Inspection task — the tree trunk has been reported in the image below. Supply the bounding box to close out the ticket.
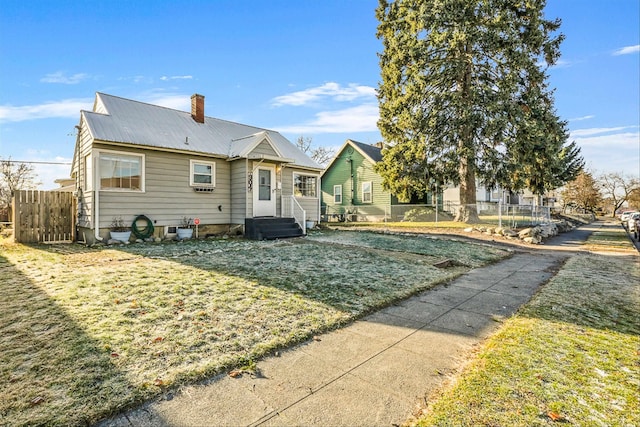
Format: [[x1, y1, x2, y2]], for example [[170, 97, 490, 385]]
[[454, 44, 479, 224], [455, 152, 479, 223]]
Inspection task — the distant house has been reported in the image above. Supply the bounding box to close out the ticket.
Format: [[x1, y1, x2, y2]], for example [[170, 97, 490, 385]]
[[71, 93, 322, 243], [320, 139, 436, 222]]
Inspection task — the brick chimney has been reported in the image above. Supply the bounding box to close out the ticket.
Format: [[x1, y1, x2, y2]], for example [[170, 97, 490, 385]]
[[191, 94, 205, 123]]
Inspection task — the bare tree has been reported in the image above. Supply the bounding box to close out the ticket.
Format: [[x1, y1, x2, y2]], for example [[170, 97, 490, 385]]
[[0, 158, 41, 219], [295, 136, 334, 166], [598, 172, 640, 217]]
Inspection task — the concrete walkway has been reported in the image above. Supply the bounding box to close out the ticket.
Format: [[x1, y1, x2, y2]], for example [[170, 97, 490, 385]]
[[99, 229, 591, 427]]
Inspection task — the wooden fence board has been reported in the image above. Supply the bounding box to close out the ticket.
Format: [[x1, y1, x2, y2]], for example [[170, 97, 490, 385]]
[[12, 190, 75, 243]]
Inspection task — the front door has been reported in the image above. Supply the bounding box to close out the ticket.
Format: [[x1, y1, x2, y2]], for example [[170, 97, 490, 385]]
[[253, 164, 276, 217]]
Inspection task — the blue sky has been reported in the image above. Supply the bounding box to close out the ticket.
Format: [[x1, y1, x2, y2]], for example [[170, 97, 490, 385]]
[[0, 0, 638, 189]]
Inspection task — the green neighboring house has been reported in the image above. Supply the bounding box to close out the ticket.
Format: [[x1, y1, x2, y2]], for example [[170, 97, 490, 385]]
[[321, 139, 437, 222]]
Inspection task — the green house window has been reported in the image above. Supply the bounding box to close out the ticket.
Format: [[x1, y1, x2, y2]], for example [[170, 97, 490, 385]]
[[333, 185, 342, 204], [362, 181, 372, 203]]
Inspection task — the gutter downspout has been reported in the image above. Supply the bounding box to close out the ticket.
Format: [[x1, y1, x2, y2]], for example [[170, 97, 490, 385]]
[[93, 152, 103, 242]]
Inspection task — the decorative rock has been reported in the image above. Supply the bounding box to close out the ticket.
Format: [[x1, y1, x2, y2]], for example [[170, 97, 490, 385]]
[[464, 227, 474, 233], [537, 223, 558, 238], [518, 228, 533, 238], [503, 229, 518, 238]]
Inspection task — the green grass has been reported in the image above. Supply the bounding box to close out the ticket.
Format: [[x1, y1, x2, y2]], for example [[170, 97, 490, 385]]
[[583, 222, 637, 253], [0, 233, 509, 426], [412, 242, 640, 425]]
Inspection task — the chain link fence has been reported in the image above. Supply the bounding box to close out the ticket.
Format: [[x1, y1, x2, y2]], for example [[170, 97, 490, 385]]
[[322, 202, 551, 228]]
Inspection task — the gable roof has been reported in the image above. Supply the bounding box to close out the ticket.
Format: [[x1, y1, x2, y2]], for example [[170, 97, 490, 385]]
[[81, 93, 320, 169], [349, 140, 383, 163], [322, 139, 383, 176]]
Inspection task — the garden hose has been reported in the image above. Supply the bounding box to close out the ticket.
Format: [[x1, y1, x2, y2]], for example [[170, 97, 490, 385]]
[[132, 215, 154, 239]]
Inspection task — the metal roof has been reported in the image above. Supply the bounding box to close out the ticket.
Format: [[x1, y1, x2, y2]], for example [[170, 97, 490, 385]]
[[82, 93, 321, 169]]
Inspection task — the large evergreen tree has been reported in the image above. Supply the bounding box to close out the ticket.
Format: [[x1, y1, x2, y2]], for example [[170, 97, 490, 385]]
[[375, 0, 583, 222]]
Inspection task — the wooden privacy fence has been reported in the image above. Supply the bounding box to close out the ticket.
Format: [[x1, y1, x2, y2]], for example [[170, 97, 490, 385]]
[[12, 190, 76, 243]]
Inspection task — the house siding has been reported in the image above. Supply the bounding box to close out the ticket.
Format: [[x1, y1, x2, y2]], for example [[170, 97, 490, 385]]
[[75, 118, 94, 228], [282, 167, 320, 222], [251, 140, 279, 158], [93, 144, 231, 232], [321, 145, 390, 219], [230, 159, 248, 224]]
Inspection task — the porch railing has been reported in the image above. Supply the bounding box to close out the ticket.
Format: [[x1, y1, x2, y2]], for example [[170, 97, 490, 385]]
[[281, 195, 306, 234]]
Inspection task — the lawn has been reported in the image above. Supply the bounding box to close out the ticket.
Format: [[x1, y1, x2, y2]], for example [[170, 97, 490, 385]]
[[0, 231, 509, 426], [412, 225, 640, 426]]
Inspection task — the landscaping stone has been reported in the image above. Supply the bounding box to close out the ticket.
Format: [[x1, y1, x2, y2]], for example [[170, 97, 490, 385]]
[[502, 229, 518, 238], [518, 228, 533, 239]]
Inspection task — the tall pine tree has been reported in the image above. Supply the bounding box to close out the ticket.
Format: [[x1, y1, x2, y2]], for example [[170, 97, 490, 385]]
[[375, 0, 583, 222]]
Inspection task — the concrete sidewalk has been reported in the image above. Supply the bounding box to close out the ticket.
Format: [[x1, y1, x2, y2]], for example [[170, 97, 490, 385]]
[[100, 248, 569, 427]]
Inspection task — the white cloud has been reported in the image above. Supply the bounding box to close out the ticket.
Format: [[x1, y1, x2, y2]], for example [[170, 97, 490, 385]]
[[569, 126, 636, 138], [0, 98, 93, 123], [138, 92, 192, 111], [276, 103, 379, 134], [272, 82, 376, 107], [613, 45, 640, 56], [160, 75, 193, 81], [572, 131, 639, 148], [570, 126, 640, 175], [568, 115, 594, 122], [40, 71, 90, 84], [32, 157, 74, 190]]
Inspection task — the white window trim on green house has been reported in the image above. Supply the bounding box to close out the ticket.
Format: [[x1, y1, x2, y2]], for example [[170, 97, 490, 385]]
[[333, 184, 342, 204], [293, 172, 319, 198], [97, 149, 145, 192], [190, 159, 216, 187], [362, 181, 372, 203]]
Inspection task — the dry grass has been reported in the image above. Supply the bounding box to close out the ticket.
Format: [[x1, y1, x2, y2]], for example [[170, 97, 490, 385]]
[[412, 228, 640, 426], [0, 232, 508, 426]]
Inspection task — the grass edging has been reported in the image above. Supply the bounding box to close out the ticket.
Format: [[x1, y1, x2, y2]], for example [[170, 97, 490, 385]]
[[411, 251, 640, 426]]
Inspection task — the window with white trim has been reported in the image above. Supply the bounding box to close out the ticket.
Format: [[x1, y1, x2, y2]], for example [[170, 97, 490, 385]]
[[293, 173, 317, 197], [190, 160, 216, 187], [99, 151, 143, 191], [333, 184, 342, 204], [362, 181, 372, 203]]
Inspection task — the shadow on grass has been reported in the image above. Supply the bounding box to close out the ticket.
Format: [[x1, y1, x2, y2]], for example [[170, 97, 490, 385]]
[[6, 235, 507, 426], [0, 251, 136, 426]]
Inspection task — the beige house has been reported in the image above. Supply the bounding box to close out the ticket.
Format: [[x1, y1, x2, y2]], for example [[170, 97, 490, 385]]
[[71, 93, 322, 243]]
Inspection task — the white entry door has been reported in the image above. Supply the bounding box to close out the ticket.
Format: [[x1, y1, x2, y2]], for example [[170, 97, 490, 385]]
[[253, 164, 276, 217]]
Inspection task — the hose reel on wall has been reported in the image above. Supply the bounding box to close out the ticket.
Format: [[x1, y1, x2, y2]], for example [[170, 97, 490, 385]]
[[132, 215, 154, 239]]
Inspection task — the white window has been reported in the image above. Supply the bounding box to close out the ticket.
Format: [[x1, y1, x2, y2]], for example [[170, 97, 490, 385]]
[[333, 185, 342, 204], [84, 154, 92, 191], [99, 151, 144, 191], [190, 160, 216, 187], [362, 181, 372, 203], [293, 173, 318, 197]]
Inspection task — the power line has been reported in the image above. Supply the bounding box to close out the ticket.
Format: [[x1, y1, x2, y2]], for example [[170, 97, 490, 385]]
[[0, 159, 72, 165]]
